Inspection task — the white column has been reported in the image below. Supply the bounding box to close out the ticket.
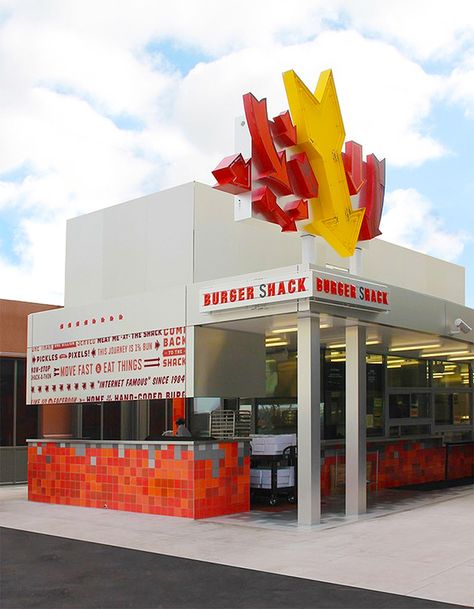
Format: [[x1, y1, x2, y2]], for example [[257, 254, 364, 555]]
[[349, 246, 363, 275], [300, 233, 317, 265], [345, 324, 367, 516], [297, 310, 321, 525]]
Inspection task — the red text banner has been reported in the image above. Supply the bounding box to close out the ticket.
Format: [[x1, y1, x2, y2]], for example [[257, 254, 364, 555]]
[[28, 326, 186, 404]]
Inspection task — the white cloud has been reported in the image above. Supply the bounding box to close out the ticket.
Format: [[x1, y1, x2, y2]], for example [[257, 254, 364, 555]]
[[0, 1, 472, 303], [339, 0, 474, 62], [380, 188, 469, 261], [0, 215, 66, 304]]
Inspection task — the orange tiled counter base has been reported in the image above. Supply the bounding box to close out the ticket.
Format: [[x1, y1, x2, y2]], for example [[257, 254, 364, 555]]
[[320, 439, 473, 496], [27, 440, 250, 519]]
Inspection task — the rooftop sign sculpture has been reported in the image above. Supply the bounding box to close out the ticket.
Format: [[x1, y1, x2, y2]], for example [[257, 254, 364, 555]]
[[212, 69, 385, 257]]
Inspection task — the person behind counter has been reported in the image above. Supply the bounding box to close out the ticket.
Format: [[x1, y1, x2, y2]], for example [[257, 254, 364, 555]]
[[176, 417, 191, 437]]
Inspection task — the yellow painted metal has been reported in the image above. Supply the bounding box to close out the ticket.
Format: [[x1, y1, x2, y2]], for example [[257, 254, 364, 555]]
[[283, 69, 365, 257]]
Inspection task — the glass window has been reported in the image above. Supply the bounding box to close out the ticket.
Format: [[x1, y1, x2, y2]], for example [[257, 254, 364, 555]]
[[453, 393, 471, 425], [0, 358, 15, 446], [366, 354, 384, 436], [435, 393, 472, 425], [16, 359, 38, 444], [81, 404, 101, 439], [323, 351, 345, 439], [432, 361, 469, 387], [103, 402, 121, 439], [256, 399, 297, 435], [387, 356, 428, 387], [389, 393, 430, 418], [434, 394, 451, 425], [389, 424, 431, 437], [265, 355, 297, 397]]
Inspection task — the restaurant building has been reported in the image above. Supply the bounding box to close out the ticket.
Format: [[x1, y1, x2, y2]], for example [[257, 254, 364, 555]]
[[26, 181, 474, 524]]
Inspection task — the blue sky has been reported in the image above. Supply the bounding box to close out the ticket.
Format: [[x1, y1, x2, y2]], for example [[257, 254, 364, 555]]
[[0, 0, 473, 305]]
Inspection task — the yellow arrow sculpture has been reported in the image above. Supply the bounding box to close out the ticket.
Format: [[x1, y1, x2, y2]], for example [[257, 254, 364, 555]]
[[283, 69, 365, 257]]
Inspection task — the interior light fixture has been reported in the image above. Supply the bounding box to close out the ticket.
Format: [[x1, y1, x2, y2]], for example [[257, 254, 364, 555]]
[[329, 357, 346, 362], [387, 364, 402, 369], [421, 350, 470, 358], [448, 355, 474, 361], [326, 339, 379, 349], [271, 327, 297, 334], [272, 323, 331, 333], [390, 343, 441, 352], [265, 336, 286, 342], [265, 340, 288, 347]]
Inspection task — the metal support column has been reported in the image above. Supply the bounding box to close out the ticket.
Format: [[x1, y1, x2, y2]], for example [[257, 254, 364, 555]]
[[297, 309, 321, 525], [345, 324, 367, 516]]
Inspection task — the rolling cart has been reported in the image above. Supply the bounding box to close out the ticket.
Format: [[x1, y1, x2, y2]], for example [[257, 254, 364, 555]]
[[249, 435, 297, 506]]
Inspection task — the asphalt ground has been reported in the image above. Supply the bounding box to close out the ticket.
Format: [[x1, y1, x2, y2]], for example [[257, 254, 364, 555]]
[[1, 527, 470, 609]]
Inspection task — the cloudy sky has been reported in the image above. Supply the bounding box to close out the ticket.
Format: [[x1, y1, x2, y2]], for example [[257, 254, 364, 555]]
[[1, 0, 473, 306]]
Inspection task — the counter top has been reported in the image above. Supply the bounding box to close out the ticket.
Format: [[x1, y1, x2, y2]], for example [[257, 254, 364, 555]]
[[27, 438, 249, 445]]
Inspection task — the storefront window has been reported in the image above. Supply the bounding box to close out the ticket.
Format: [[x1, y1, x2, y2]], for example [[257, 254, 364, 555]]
[[0, 358, 15, 446], [387, 357, 428, 387], [366, 354, 384, 436], [453, 393, 471, 424], [15, 359, 38, 445], [389, 424, 431, 437], [432, 361, 469, 387], [81, 404, 101, 439], [102, 402, 121, 439], [389, 393, 431, 419], [323, 351, 345, 439], [435, 393, 471, 425], [265, 354, 297, 397], [256, 399, 297, 434]]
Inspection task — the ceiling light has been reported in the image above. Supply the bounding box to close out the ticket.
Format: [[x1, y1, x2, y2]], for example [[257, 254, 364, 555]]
[[327, 339, 380, 349], [265, 340, 288, 347], [329, 357, 346, 362], [390, 343, 441, 352], [271, 327, 297, 334], [448, 355, 474, 361], [421, 350, 469, 358]]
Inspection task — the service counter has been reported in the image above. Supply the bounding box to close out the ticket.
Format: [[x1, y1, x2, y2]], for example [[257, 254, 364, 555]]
[[27, 438, 250, 519]]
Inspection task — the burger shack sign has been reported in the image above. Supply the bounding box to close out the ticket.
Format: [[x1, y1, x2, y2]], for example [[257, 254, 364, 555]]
[[199, 270, 390, 313]]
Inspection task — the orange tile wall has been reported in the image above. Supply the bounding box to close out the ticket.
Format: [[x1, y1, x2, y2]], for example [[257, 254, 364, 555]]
[[321, 439, 473, 495], [28, 440, 250, 519]]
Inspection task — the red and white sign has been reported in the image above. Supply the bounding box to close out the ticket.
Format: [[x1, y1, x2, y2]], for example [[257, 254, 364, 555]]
[[28, 325, 186, 404], [200, 271, 312, 312], [313, 271, 390, 311], [200, 269, 390, 313]]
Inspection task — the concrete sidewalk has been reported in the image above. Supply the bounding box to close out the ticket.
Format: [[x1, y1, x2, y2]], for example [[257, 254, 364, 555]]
[[1, 484, 473, 607]]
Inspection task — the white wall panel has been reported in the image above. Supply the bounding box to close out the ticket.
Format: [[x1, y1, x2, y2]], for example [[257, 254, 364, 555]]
[[65, 184, 195, 306]]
